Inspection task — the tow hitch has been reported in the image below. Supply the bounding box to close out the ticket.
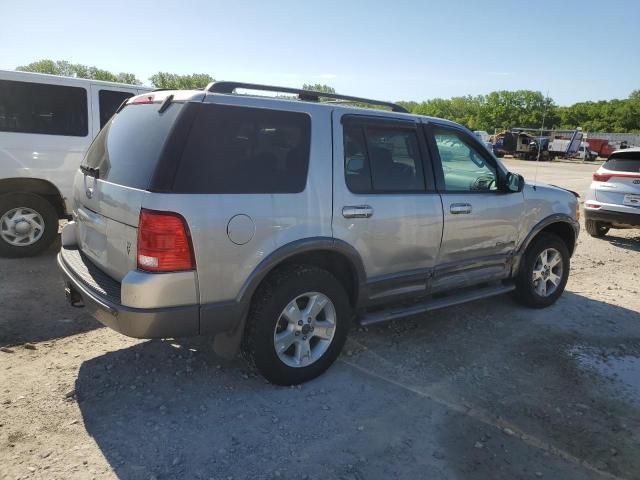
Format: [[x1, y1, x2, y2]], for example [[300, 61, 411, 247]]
[[65, 284, 84, 308]]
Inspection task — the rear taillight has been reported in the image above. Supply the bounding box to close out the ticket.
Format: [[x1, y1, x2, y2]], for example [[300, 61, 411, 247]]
[[593, 172, 640, 182], [137, 209, 195, 272], [585, 201, 602, 209], [592, 173, 611, 182]]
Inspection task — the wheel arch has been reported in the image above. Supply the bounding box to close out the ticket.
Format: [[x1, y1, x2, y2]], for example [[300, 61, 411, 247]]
[[0, 177, 67, 219], [208, 238, 367, 358], [512, 214, 579, 276], [239, 237, 367, 309]]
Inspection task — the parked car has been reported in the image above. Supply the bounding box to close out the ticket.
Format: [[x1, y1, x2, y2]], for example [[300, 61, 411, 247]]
[[0, 70, 150, 257], [584, 148, 640, 237], [58, 82, 580, 385]]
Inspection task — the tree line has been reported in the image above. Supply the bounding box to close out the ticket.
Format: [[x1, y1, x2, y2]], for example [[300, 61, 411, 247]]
[[16, 60, 640, 133], [397, 90, 640, 134]]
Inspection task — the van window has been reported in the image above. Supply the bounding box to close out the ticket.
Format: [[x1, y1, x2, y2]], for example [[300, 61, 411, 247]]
[[99, 90, 134, 128], [83, 103, 184, 190], [344, 124, 426, 193], [173, 104, 311, 193], [0, 79, 88, 136]]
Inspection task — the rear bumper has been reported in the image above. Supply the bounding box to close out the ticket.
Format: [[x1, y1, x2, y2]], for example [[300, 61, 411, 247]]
[[58, 250, 200, 338], [584, 208, 640, 227]]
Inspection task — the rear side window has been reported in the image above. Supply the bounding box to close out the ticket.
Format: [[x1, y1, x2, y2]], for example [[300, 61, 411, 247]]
[[84, 103, 184, 190], [99, 90, 134, 128], [605, 151, 640, 172], [344, 122, 425, 193], [173, 104, 311, 194], [0, 79, 87, 136]]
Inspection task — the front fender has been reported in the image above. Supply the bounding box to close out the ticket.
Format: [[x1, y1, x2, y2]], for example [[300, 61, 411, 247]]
[[511, 214, 580, 276]]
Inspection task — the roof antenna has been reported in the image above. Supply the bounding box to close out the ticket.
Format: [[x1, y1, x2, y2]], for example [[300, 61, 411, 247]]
[[533, 90, 550, 191]]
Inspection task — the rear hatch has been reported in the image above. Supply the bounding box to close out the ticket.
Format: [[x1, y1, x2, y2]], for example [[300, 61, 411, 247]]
[[595, 151, 640, 213], [73, 93, 199, 281]]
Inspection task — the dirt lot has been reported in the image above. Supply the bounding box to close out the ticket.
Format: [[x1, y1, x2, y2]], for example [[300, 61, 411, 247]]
[[1, 158, 639, 480]]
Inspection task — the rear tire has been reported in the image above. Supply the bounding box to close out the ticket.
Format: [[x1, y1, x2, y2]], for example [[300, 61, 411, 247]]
[[0, 193, 58, 258], [514, 233, 570, 308], [241, 264, 351, 385], [585, 219, 609, 237]]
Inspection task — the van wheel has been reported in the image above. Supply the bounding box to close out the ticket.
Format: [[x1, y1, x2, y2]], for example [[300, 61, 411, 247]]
[[514, 233, 570, 308], [242, 264, 351, 385], [0, 193, 58, 258], [585, 219, 609, 237]]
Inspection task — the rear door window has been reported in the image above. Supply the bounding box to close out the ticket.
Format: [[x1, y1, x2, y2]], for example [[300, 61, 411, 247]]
[[98, 90, 134, 128], [172, 104, 311, 193], [605, 151, 640, 172], [343, 120, 426, 193], [0, 79, 88, 136], [83, 102, 184, 190]]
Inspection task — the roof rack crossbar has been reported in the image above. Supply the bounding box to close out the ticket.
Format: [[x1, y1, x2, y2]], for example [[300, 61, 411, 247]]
[[206, 81, 408, 113]]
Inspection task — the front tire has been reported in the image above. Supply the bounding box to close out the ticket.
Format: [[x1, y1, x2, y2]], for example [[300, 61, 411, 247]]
[[0, 193, 58, 258], [514, 233, 570, 308], [241, 264, 351, 385], [585, 219, 609, 237]]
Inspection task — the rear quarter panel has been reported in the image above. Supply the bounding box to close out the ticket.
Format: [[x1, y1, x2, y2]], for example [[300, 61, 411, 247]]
[[141, 104, 333, 305]]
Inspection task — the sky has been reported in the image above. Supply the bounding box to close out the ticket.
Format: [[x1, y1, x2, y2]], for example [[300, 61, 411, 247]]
[[1, 0, 639, 106]]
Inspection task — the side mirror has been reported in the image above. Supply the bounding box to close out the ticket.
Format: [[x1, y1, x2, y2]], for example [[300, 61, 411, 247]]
[[506, 172, 525, 193]]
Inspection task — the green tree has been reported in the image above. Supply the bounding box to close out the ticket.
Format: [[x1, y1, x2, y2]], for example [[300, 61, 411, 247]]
[[149, 72, 214, 90], [17, 59, 141, 85], [408, 90, 557, 133], [302, 84, 336, 94]]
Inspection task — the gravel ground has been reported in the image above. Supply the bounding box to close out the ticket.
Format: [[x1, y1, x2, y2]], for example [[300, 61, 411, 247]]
[[1, 159, 639, 480]]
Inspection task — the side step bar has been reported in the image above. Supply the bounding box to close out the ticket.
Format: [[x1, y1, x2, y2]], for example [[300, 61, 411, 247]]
[[359, 283, 515, 326]]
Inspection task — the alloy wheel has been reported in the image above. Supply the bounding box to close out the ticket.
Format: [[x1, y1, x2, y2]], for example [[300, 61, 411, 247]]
[[273, 292, 337, 368]]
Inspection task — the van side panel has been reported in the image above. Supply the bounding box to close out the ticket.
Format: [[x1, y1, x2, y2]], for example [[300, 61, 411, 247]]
[[0, 130, 91, 213]]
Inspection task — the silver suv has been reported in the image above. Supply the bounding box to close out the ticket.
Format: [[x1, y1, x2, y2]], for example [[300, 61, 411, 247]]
[[58, 82, 580, 385]]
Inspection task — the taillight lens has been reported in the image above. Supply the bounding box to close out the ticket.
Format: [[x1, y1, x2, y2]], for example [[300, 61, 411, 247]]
[[137, 209, 195, 272], [593, 172, 640, 182], [593, 173, 611, 182], [131, 94, 155, 105]]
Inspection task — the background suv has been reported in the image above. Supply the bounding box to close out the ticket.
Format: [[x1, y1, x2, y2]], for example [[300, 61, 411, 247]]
[[58, 82, 579, 385], [585, 148, 640, 237]]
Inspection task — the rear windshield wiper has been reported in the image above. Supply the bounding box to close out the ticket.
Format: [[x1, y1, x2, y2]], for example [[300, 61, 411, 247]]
[[158, 94, 174, 113], [80, 165, 100, 179]]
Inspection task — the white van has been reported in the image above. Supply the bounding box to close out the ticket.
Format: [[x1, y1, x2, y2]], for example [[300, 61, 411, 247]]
[[0, 70, 150, 257]]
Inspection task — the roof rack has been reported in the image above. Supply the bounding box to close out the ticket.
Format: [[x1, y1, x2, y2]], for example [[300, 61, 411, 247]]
[[205, 81, 408, 113]]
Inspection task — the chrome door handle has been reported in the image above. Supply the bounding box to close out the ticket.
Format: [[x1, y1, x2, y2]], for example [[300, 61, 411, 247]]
[[342, 205, 374, 219], [450, 203, 472, 214]]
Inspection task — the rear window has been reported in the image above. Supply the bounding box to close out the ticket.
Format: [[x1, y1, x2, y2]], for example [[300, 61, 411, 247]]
[[605, 151, 640, 172], [172, 104, 311, 194], [83, 102, 184, 190], [0, 79, 87, 136]]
